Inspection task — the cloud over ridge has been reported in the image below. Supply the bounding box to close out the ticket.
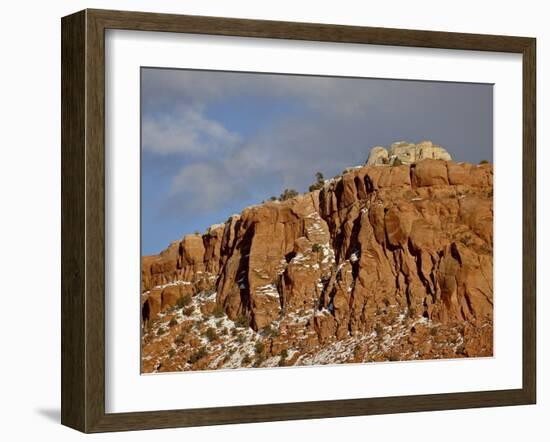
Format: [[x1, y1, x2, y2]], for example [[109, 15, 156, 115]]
[[141, 68, 493, 254]]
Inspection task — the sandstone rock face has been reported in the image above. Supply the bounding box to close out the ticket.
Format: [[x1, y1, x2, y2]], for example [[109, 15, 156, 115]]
[[365, 146, 389, 166], [141, 157, 493, 372], [367, 140, 452, 166]]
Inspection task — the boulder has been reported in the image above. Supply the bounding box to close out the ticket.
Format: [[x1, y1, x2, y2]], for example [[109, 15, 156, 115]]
[[366, 140, 453, 166], [412, 159, 449, 187], [366, 146, 389, 166]]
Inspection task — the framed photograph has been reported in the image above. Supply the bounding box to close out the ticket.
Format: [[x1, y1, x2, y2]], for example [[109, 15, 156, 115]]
[[61, 9, 536, 433]]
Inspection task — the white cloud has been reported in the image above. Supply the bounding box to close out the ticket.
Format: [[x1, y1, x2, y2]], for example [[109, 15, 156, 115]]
[[164, 113, 369, 217], [142, 69, 493, 218], [171, 161, 251, 214], [142, 106, 241, 156]]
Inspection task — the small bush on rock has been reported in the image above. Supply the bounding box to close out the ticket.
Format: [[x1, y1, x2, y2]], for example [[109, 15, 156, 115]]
[[188, 346, 207, 364], [312, 243, 322, 253], [279, 188, 299, 201], [235, 315, 250, 328], [255, 341, 265, 354], [205, 327, 218, 342], [213, 304, 225, 318], [176, 294, 192, 309]]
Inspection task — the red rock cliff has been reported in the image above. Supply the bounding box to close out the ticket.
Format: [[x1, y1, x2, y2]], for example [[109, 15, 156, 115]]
[[142, 158, 493, 347]]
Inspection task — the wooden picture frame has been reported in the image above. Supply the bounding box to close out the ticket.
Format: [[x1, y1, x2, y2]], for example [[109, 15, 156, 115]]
[[61, 8, 536, 433]]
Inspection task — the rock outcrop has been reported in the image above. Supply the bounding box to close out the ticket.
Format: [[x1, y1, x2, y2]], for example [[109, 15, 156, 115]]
[[141, 154, 493, 373], [366, 140, 452, 166]]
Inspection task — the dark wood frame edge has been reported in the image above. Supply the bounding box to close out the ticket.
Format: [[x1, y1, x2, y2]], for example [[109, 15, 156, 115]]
[[61, 8, 536, 433]]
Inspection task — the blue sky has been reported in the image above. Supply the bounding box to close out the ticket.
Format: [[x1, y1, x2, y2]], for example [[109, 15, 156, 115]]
[[141, 68, 493, 255]]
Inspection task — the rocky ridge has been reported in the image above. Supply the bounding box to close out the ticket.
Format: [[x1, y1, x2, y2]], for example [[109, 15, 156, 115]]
[[366, 140, 452, 166], [141, 143, 493, 373]]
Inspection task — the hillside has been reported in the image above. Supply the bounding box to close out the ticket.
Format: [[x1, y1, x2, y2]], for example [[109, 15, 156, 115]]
[[141, 143, 493, 373]]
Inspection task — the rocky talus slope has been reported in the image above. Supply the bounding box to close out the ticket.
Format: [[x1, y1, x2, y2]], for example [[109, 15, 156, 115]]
[[141, 157, 493, 373]]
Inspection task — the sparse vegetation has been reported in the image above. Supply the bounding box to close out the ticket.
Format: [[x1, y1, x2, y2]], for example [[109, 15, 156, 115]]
[[157, 326, 167, 336], [188, 346, 207, 364], [392, 157, 403, 166], [242, 354, 252, 365], [262, 324, 279, 338], [183, 305, 195, 316], [375, 323, 384, 337], [213, 304, 225, 318], [168, 349, 176, 358], [168, 317, 178, 327], [312, 243, 322, 253], [479, 159, 489, 164], [205, 327, 218, 342], [308, 172, 325, 192], [235, 314, 250, 328], [176, 294, 192, 309], [254, 340, 265, 354], [254, 353, 266, 367], [279, 188, 299, 201]]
